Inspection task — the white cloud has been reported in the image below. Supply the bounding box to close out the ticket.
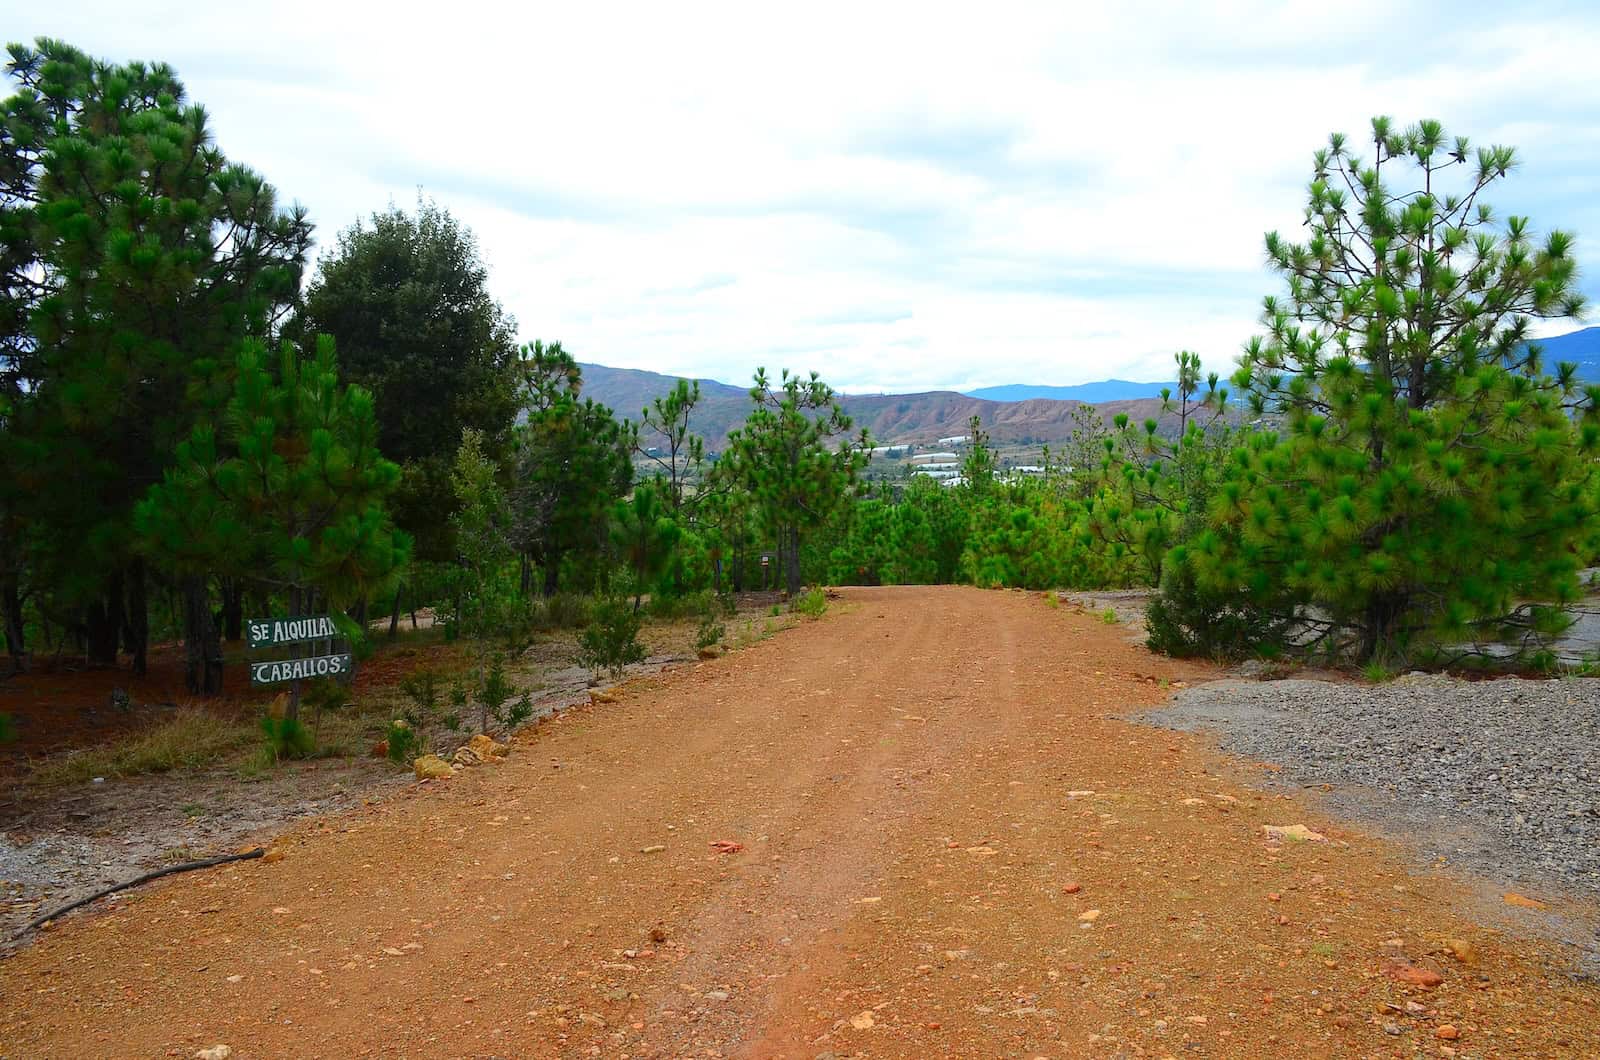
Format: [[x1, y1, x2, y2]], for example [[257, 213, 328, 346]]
[[10, 0, 1600, 390]]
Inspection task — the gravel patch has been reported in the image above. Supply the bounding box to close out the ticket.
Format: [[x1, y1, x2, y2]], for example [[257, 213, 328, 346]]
[[1144, 674, 1600, 901]]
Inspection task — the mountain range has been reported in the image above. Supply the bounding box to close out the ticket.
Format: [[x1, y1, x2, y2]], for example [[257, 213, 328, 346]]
[[579, 326, 1600, 453], [579, 364, 1182, 452]]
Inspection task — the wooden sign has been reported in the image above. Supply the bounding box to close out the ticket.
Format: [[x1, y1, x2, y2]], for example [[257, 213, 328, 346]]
[[247, 615, 340, 650], [249, 652, 352, 686]]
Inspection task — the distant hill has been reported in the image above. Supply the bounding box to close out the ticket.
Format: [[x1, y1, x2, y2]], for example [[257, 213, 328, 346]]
[[578, 326, 1600, 453], [1532, 327, 1600, 378], [578, 362, 1182, 452], [966, 379, 1176, 402]]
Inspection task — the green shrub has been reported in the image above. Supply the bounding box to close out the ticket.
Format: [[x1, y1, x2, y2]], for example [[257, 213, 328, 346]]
[[578, 597, 647, 678], [648, 588, 712, 621], [259, 714, 315, 762], [475, 654, 533, 733], [793, 587, 828, 618], [1100, 608, 1119, 625], [0, 712, 15, 744], [541, 592, 592, 630], [1145, 559, 1288, 661], [694, 612, 725, 650], [399, 667, 443, 725], [384, 718, 420, 763]]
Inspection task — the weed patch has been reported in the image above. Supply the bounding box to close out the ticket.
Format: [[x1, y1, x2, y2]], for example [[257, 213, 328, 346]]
[[31, 709, 255, 785]]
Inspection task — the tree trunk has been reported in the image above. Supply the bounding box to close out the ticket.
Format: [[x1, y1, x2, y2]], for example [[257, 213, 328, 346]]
[[542, 556, 560, 597], [219, 578, 244, 642], [181, 575, 223, 696], [85, 571, 122, 668], [1359, 593, 1406, 663], [785, 526, 802, 598], [519, 553, 532, 597], [1, 574, 25, 673], [124, 558, 148, 677], [388, 583, 403, 639]]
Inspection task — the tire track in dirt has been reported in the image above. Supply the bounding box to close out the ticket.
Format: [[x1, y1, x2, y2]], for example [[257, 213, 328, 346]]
[[2, 586, 1598, 1058]]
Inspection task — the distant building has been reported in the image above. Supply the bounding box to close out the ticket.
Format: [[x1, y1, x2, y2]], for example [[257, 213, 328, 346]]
[[910, 451, 959, 463], [936, 435, 970, 446]]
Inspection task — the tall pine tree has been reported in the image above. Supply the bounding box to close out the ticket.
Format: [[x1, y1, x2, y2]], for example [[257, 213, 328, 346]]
[[723, 369, 867, 597], [2, 39, 310, 672], [137, 337, 409, 700], [1184, 118, 1596, 663]]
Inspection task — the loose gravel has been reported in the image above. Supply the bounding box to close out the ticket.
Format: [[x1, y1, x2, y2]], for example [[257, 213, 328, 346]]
[[1145, 674, 1600, 901]]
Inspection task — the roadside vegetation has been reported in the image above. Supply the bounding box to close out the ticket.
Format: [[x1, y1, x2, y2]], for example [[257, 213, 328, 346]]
[[819, 120, 1598, 673], [1, 37, 1592, 786], [0, 41, 864, 773]]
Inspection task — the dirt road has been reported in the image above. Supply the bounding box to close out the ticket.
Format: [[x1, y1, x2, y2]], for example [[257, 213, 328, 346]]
[[4, 586, 1597, 1057]]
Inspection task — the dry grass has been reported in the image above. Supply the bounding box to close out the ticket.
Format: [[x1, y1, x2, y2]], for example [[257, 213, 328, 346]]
[[30, 708, 257, 786]]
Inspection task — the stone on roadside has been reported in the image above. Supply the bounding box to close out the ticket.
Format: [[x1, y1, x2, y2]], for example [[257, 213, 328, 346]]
[[468, 733, 509, 759], [1502, 892, 1547, 910], [413, 754, 454, 780], [195, 1047, 232, 1060], [1262, 824, 1326, 843], [1384, 961, 1444, 988], [1444, 938, 1476, 964]]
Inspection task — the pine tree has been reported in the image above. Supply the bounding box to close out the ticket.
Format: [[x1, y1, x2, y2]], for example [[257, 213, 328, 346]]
[[137, 337, 409, 703], [612, 480, 681, 611], [723, 369, 868, 597], [960, 415, 997, 492], [636, 379, 704, 514], [1187, 118, 1596, 663], [510, 342, 633, 595], [1079, 353, 1228, 587], [2, 39, 311, 672]]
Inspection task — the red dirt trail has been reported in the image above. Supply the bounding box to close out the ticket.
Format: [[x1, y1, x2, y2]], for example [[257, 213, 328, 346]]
[[2, 586, 1596, 1057]]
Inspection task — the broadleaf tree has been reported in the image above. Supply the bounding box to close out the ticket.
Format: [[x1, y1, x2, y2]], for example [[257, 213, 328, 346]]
[[293, 198, 520, 578]]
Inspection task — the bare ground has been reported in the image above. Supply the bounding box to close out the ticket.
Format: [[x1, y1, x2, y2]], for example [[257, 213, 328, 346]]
[[2, 586, 1597, 1058]]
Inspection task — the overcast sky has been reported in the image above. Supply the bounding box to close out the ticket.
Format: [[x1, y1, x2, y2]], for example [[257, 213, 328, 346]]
[[12, 1, 1600, 392]]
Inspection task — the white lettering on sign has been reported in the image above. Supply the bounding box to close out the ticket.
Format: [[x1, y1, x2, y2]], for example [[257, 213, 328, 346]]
[[249, 653, 352, 685], [246, 616, 339, 649]]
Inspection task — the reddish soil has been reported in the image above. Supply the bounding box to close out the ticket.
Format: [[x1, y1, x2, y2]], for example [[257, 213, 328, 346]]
[[0, 635, 465, 772], [2, 586, 1596, 1057]]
